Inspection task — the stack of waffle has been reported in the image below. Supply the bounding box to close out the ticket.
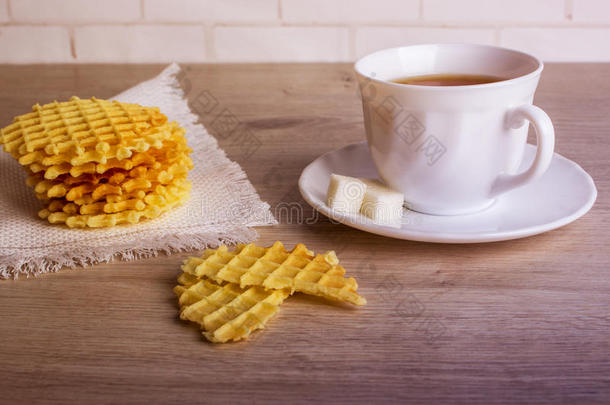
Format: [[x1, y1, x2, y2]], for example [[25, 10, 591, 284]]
[[175, 241, 367, 343], [0, 97, 193, 228]]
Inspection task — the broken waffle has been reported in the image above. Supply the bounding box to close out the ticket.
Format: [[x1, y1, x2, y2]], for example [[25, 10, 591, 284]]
[[174, 277, 289, 343], [0, 97, 193, 228], [175, 241, 366, 343], [182, 241, 366, 306]]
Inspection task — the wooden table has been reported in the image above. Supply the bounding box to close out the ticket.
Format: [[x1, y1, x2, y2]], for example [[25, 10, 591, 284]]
[[0, 64, 608, 404]]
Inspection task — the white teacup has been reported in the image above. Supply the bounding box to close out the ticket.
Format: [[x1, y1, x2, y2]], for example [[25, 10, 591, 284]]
[[354, 44, 555, 215]]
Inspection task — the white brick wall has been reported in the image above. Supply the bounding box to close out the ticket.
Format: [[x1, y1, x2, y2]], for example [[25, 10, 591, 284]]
[[215, 26, 349, 62], [144, 0, 279, 23], [0, 0, 8, 23], [355, 27, 496, 59], [422, 0, 566, 23], [0, 26, 71, 63], [74, 26, 206, 63], [282, 0, 420, 23], [0, 0, 609, 63], [572, 0, 610, 23], [500, 28, 610, 62], [11, 0, 141, 22]]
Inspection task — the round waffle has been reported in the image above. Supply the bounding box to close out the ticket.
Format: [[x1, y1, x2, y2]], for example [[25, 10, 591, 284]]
[[0, 97, 193, 228], [25, 120, 189, 180], [38, 179, 191, 228], [28, 153, 192, 201]]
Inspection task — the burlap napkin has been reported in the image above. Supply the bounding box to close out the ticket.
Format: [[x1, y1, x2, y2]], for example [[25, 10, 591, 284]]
[[0, 63, 275, 279]]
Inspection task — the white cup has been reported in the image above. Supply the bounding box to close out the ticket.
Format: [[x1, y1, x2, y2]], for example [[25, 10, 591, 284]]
[[354, 44, 555, 215]]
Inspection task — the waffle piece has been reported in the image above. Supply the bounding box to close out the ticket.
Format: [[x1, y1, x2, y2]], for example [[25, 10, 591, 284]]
[[182, 241, 367, 306], [177, 272, 200, 288], [0, 96, 170, 167], [38, 180, 191, 228], [174, 277, 288, 343]]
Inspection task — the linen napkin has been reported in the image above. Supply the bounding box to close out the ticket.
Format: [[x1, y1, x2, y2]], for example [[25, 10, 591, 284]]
[[0, 63, 275, 279]]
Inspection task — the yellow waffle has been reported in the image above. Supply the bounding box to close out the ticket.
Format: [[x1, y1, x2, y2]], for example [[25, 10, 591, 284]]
[[176, 271, 205, 289], [28, 155, 192, 201], [34, 190, 148, 205], [0, 97, 171, 167], [20, 122, 177, 167], [25, 128, 192, 201], [38, 177, 189, 216], [1, 96, 193, 228], [26, 124, 190, 180], [38, 180, 191, 228], [174, 277, 289, 343], [182, 241, 366, 306]]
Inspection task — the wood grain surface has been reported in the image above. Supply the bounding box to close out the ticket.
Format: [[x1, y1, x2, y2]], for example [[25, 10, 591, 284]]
[[0, 64, 608, 405]]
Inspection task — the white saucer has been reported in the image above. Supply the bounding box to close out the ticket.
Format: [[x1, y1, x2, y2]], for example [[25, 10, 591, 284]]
[[298, 142, 597, 243]]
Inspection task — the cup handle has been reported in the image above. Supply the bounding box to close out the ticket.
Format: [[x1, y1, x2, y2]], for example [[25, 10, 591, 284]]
[[490, 104, 555, 197]]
